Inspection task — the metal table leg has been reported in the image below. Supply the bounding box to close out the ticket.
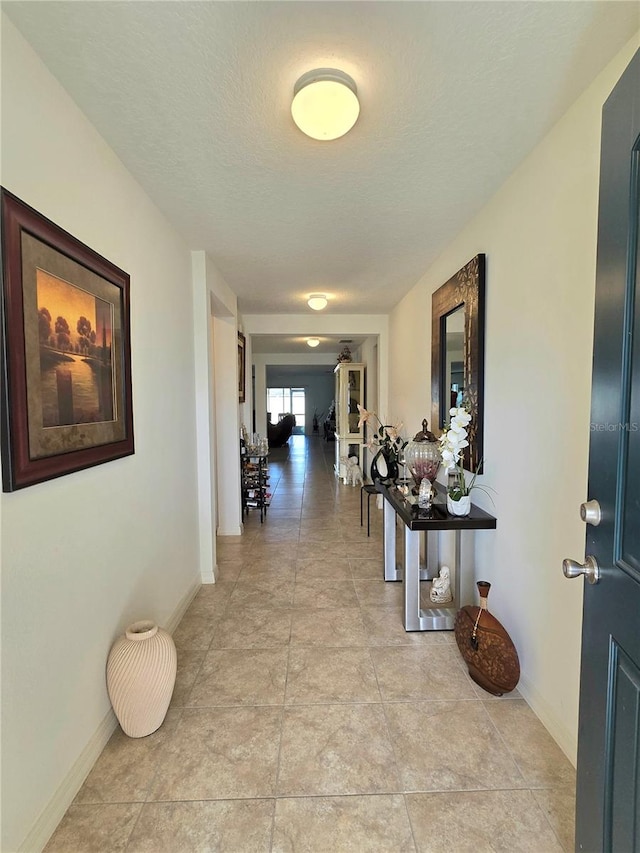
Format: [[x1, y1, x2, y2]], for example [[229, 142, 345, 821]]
[[383, 497, 431, 583], [403, 527, 461, 631], [383, 494, 399, 581]]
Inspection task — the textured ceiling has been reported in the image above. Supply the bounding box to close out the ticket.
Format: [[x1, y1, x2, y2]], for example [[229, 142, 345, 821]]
[[4, 1, 639, 316]]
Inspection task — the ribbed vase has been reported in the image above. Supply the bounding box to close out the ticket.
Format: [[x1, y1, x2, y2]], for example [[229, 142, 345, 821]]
[[106, 620, 177, 738]]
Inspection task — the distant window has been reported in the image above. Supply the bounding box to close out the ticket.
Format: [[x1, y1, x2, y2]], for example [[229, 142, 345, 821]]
[[267, 387, 305, 426]]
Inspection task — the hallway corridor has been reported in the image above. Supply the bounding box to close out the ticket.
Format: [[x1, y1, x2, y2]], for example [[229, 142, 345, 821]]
[[45, 436, 576, 852]]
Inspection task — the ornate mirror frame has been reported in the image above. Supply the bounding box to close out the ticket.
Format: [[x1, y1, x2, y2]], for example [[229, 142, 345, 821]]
[[431, 254, 485, 473]]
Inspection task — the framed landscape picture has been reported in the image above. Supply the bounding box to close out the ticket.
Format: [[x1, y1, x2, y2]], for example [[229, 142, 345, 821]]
[[0, 189, 134, 491]]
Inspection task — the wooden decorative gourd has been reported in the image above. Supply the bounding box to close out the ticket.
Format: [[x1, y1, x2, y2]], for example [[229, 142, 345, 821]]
[[454, 581, 520, 696]]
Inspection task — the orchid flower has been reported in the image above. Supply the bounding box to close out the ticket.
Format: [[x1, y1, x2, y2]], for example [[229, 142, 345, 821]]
[[385, 423, 403, 442], [438, 406, 494, 504], [357, 404, 374, 429], [360, 409, 406, 462]]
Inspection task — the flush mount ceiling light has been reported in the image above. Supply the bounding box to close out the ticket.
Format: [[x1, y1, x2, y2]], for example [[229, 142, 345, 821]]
[[307, 294, 328, 311], [291, 69, 360, 141], [306, 338, 320, 348]]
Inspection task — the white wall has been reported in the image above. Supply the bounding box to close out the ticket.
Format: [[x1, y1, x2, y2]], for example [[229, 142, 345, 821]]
[[213, 311, 243, 536], [192, 253, 242, 541], [389, 35, 639, 763], [0, 18, 201, 851], [192, 252, 241, 578]]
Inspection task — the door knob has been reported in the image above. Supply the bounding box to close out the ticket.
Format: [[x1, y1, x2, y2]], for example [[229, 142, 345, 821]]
[[580, 500, 602, 526], [562, 555, 600, 585]]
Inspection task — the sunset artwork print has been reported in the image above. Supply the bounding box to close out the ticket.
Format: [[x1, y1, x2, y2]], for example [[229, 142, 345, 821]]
[[1, 188, 133, 491], [37, 270, 115, 427]]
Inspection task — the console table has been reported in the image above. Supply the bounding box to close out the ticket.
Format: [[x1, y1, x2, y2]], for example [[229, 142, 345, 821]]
[[377, 481, 497, 631]]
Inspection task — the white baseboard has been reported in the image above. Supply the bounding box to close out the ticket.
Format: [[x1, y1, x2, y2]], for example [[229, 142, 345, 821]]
[[20, 579, 202, 852], [165, 578, 201, 633], [517, 671, 578, 767], [217, 525, 242, 536], [19, 707, 118, 853]]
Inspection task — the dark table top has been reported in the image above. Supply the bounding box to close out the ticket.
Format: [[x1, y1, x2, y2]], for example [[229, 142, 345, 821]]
[[376, 480, 497, 531]]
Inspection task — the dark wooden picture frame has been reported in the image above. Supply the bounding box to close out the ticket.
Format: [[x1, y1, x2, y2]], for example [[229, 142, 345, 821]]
[[431, 253, 485, 473], [1, 189, 134, 491], [238, 332, 246, 404]]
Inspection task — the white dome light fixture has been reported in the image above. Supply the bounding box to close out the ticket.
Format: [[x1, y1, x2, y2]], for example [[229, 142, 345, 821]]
[[307, 294, 328, 311], [292, 68, 360, 141], [307, 338, 320, 348]]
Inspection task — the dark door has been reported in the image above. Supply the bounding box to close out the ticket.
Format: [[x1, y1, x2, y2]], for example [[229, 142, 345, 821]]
[[572, 50, 640, 852]]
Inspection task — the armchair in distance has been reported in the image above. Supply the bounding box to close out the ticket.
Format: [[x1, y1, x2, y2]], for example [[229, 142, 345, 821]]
[[267, 413, 296, 448]]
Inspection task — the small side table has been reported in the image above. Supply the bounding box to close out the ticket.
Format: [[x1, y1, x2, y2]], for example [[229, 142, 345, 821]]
[[360, 484, 378, 536], [377, 482, 497, 631]]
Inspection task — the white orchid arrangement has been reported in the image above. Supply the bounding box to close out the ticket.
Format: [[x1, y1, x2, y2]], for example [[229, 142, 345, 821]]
[[357, 405, 405, 462], [438, 406, 490, 502]]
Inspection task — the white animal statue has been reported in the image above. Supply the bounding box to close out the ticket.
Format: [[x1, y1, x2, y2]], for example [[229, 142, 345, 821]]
[[430, 565, 453, 603], [341, 455, 364, 487]]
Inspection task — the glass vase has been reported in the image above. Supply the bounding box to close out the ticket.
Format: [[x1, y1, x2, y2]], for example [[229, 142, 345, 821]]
[[404, 438, 441, 493]]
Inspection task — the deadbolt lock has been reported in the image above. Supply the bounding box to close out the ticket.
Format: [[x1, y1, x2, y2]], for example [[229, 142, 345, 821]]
[[580, 500, 602, 526]]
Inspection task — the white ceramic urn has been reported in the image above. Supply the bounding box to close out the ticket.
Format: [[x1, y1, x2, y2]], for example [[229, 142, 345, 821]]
[[106, 620, 177, 738]]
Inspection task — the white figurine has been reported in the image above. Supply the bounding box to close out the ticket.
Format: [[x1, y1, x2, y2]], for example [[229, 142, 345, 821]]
[[430, 565, 453, 603], [341, 455, 364, 487]]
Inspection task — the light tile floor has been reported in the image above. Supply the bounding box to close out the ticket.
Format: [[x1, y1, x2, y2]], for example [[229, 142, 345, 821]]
[[45, 436, 576, 852]]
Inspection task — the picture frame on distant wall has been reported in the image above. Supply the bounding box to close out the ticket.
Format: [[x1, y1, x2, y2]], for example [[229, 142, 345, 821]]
[[0, 189, 135, 491], [238, 331, 246, 404]]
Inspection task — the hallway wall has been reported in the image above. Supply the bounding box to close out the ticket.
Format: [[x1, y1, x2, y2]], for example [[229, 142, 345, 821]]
[[1, 18, 201, 851], [388, 34, 639, 762]]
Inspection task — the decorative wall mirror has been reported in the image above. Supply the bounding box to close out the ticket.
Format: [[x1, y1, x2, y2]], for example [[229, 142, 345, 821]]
[[431, 254, 485, 472]]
